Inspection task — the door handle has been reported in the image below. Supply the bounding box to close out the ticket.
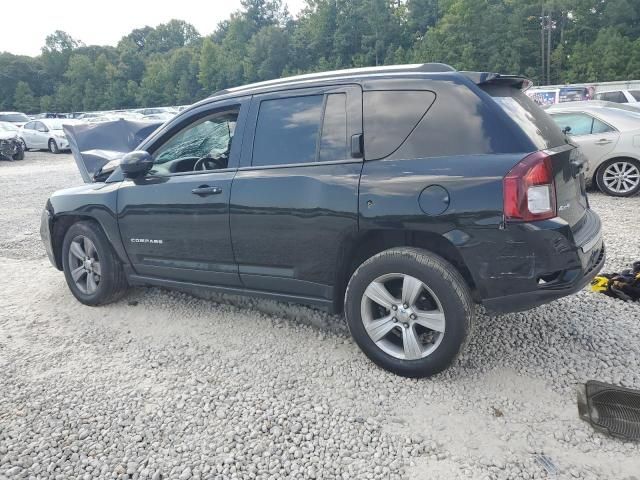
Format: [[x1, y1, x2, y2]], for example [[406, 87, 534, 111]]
[[191, 185, 222, 196], [595, 139, 612, 145]]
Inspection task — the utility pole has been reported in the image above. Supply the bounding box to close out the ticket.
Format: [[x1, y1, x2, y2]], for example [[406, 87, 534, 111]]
[[547, 11, 552, 84], [541, 4, 545, 84]]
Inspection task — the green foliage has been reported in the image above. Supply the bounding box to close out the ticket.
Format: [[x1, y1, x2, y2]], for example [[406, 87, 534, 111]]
[[1, 0, 639, 113], [13, 81, 38, 113]]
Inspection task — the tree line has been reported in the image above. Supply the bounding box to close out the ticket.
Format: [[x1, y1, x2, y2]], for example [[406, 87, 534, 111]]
[[2, 0, 639, 113]]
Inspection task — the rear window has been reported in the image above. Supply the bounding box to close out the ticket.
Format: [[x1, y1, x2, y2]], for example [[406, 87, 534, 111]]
[[629, 91, 640, 101], [559, 87, 588, 103], [483, 85, 566, 149], [599, 91, 627, 103]]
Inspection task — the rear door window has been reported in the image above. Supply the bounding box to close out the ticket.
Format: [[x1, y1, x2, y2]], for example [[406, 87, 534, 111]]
[[319, 94, 348, 162], [252, 92, 351, 166], [253, 95, 324, 166]]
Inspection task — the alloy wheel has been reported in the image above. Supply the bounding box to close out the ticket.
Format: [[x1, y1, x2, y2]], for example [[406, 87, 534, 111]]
[[67, 235, 101, 294], [360, 273, 445, 360], [602, 161, 640, 194]]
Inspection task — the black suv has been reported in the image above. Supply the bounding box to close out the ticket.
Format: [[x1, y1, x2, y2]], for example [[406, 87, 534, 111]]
[[41, 64, 604, 377]]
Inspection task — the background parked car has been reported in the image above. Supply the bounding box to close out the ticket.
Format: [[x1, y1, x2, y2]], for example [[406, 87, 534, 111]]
[[527, 86, 591, 105], [593, 90, 640, 104], [0, 112, 30, 127], [0, 122, 24, 160], [547, 101, 640, 196], [19, 119, 76, 153], [31, 113, 68, 119]]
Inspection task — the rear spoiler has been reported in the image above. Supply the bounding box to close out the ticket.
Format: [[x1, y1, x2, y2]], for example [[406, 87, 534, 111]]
[[461, 71, 533, 91]]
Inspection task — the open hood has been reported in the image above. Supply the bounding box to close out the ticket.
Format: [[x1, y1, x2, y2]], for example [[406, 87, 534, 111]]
[[64, 119, 162, 183]]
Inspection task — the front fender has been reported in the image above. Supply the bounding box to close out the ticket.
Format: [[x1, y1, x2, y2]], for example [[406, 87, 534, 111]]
[[45, 182, 128, 268]]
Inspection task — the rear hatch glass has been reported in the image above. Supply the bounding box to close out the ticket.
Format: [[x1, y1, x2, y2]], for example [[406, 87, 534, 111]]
[[483, 85, 588, 228]]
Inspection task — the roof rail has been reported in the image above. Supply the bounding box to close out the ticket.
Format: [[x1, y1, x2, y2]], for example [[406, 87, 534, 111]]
[[211, 63, 457, 97]]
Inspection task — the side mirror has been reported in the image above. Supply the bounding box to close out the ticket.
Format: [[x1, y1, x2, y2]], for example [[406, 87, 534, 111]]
[[562, 126, 572, 134], [120, 150, 153, 178]]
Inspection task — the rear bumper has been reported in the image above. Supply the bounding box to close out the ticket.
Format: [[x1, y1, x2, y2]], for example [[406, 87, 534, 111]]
[[462, 208, 605, 314], [483, 241, 605, 313]]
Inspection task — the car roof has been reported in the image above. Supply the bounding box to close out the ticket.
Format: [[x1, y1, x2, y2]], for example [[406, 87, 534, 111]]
[[185, 63, 530, 114], [546, 101, 640, 131]]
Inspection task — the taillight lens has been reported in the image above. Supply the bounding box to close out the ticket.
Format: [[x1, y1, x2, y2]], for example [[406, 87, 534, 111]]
[[503, 151, 556, 221]]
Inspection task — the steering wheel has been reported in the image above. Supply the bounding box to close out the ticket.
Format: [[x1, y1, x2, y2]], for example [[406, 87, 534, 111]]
[[194, 155, 227, 171]]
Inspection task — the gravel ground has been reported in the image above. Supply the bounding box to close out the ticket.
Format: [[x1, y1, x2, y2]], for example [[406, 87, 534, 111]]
[[1, 152, 639, 480]]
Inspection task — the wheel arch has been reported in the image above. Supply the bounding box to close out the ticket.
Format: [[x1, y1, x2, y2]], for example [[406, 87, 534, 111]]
[[333, 229, 478, 313], [50, 214, 127, 270], [593, 155, 640, 191]]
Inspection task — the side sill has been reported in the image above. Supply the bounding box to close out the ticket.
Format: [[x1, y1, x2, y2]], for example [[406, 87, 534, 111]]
[[127, 274, 336, 313]]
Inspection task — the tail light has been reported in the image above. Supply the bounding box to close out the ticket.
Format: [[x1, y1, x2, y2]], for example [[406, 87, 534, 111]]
[[503, 151, 556, 221]]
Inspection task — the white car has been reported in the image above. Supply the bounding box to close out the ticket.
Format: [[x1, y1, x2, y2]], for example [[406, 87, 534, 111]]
[[0, 111, 30, 128], [19, 119, 76, 153], [593, 90, 640, 104], [547, 101, 640, 196]]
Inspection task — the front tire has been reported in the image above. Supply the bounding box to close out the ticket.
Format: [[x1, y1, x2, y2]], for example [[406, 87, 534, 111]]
[[48, 139, 60, 154], [62, 221, 128, 305], [596, 158, 640, 197], [13, 147, 24, 160], [344, 247, 474, 378]]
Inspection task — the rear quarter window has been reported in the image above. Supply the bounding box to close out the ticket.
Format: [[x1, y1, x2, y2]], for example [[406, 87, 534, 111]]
[[363, 90, 436, 160]]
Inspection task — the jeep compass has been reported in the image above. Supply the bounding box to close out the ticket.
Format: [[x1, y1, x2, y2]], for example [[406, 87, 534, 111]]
[[41, 64, 604, 377]]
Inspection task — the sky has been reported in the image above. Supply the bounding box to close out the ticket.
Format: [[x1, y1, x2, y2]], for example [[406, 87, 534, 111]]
[[0, 0, 306, 57]]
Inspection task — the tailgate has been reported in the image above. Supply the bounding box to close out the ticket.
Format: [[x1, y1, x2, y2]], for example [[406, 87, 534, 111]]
[[548, 143, 589, 228], [481, 83, 589, 228]]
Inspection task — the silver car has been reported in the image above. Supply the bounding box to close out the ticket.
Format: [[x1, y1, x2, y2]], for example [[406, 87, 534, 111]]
[[546, 101, 640, 196], [19, 119, 75, 154]]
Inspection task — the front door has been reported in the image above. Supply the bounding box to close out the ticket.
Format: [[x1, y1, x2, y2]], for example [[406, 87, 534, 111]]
[[34, 121, 49, 149], [230, 85, 363, 302], [117, 98, 249, 286]]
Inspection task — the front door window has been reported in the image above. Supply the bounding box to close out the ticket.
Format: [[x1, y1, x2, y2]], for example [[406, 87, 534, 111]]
[[151, 109, 239, 175]]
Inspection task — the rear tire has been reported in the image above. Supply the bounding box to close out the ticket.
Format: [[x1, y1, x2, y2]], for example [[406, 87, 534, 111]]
[[344, 247, 474, 378], [48, 139, 60, 154], [62, 221, 128, 306], [596, 158, 640, 197]]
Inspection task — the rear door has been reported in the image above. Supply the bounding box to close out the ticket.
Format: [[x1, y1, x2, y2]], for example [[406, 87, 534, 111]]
[[230, 85, 363, 301], [548, 112, 619, 176]]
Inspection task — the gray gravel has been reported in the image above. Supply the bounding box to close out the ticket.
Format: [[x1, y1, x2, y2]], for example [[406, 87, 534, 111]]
[[1, 152, 639, 479]]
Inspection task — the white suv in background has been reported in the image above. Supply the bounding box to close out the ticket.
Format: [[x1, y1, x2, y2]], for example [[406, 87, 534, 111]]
[[594, 90, 640, 104]]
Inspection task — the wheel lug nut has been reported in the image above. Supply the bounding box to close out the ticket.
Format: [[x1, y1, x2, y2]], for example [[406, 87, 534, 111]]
[[403, 304, 408, 309], [391, 305, 397, 311], [410, 314, 416, 320], [403, 323, 409, 328], [392, 317, 397, 322]]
